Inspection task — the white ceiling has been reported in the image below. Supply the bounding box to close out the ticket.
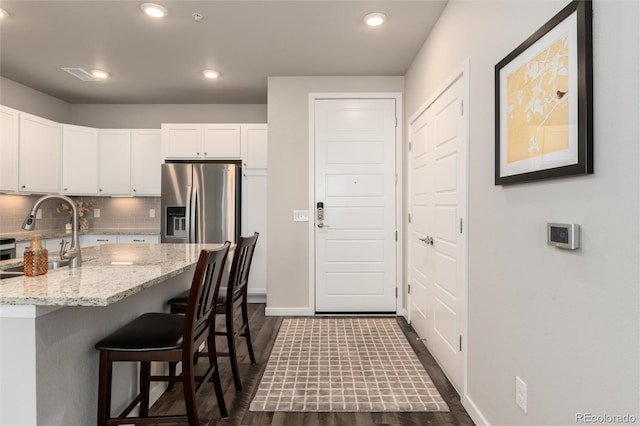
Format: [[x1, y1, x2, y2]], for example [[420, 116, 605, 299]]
[[0, 1, 447, 104]]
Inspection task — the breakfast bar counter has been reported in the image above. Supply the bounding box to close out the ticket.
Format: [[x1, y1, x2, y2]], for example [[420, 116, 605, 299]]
[[0, 243, 226, 426]]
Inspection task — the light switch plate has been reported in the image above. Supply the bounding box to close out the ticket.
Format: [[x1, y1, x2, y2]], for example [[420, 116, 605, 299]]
[[293, 210, 309, 222], [94, 208, 100, 218], [149, 209, 156, 218]]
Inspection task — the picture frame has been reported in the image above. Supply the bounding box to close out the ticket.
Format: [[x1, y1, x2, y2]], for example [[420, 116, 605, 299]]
[[495, 0, 593, 185]]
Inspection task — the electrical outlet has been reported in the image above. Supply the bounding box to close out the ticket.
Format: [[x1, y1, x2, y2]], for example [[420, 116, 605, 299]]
[[515, 376, 527, 413], [149, 209, 155, 218], [94, 208, 100, 218], [36, 209, 42, 219]]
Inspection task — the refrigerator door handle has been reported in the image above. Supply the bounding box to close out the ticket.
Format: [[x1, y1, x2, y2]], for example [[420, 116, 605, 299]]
[[185, 185, 193, 243], [190, 186, 198, 243]]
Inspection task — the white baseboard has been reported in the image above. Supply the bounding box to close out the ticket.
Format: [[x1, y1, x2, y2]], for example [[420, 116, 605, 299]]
[[463, 393, 490, 425], [265, 307, 315, 316], [247, 289, 266, 304]]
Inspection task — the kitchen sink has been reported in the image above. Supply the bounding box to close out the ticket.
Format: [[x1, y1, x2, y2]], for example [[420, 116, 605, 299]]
[[2, 258, 78, 274]]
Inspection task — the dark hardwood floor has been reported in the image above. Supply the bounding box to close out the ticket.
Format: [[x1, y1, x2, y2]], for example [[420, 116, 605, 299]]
[[149, 304, 475, 425]]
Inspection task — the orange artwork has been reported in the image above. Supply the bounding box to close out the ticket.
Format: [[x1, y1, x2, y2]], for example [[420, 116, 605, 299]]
[[506, 35, 570, 164]]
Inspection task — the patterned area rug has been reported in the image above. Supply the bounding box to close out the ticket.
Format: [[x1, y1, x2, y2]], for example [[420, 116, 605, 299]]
[[249, 317, 449, 412]]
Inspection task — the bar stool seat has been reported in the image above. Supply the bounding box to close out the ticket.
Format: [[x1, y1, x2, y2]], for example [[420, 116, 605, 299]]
[[95, 313, 203, 352]]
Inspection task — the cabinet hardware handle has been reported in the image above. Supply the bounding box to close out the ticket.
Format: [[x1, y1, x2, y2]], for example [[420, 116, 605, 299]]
[[21, 185, 26, 188], [99, 189, 102, 192], [204, 152, 207, 156], [133, 189, 137, 192], [196, 152, 200, 155], [64, 188, 68, 191]]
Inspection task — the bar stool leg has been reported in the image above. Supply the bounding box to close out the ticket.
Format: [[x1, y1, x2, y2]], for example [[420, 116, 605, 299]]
[[226, 308, 242, 391], [207, 333, 228, 419], [97, 351, 112, 426], [182, 350, 199, 425], [242, 296, 256, 364], [167, 361, 177, 391], [139, 361, 151, 417]]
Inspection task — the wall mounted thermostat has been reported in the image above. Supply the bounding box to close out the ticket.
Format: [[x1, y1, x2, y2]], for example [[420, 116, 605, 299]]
[[547, 223, 580, 250]]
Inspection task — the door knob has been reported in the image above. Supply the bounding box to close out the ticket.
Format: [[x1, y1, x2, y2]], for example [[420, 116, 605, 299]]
[[419, 236, 434, 245], [317, 223, 330, 229]]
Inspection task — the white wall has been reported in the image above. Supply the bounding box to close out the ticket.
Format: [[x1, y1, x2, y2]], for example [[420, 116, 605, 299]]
[[0, 77, 72, 123], [404, 0, 639, 424], [266, 76, 404, 313], [71, 104, 267, 128]]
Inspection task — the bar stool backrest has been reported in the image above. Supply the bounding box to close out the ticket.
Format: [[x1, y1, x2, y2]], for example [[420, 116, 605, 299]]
[[184, 242, 231, 344], [226, 233, 259, 302]]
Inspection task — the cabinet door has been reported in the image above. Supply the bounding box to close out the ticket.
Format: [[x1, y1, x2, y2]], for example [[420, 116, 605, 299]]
[[86, 235, 117, 246], [62, 125, 99, 195], [0, 106, 20, 192], [131, 129, 161, 196], [99, 129, 131, 195], [241, 124, 268, 168], [203, 124, 241, 159], [242, 169, 267, 298], [19, 113, 61, 193], [117, 234, 160, 243], [162, 124, 202, 159]]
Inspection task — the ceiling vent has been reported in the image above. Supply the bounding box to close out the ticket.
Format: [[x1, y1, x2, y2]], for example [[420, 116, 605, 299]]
[[61, 67, 99, 82]]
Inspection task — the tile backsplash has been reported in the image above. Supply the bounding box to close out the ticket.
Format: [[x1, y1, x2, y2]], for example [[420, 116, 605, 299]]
[[0, 194, 160, 234]]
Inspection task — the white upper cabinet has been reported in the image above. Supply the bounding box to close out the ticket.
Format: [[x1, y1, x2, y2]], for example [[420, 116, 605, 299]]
[[19, 113, 61, 194], [162, 123, 242, 160], [241, 124, 267, 168], [0, 106, 20, 192], [203, 124, 241, 159], [62, 124, 99, 195], [131, 129, 161, 196], [98, 129, 132, 196], [162, 124, 203, 159]]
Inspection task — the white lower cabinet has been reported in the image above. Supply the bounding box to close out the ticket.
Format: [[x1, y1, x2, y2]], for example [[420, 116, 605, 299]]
[[242, 169, 267, 301], [117, 234, 160, 244], [85, 235, 117, 247]]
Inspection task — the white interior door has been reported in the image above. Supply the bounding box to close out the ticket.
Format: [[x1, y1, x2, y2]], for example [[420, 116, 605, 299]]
[[314, 98, 397, 312], [409, 75, 467, 392]]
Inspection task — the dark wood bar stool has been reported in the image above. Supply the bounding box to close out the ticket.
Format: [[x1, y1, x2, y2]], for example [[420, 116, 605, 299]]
[[94, 243, 230, 426], [167, 232, 259, 392]]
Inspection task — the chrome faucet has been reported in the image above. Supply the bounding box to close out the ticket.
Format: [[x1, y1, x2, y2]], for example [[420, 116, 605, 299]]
[[22, 194, 82, 268]]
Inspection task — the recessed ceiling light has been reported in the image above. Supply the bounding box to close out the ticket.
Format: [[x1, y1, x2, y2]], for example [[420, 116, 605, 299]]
[[0, 8, 9, 18], [90, 70, 110, 80], [364, 12, 386, 27], [203, 70, 220, 79], [141, 3, 167, 18]]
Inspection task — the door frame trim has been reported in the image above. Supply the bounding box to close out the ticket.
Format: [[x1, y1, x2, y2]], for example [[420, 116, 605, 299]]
[[407, 59, 470, 396], [308, 92, 404, 315]]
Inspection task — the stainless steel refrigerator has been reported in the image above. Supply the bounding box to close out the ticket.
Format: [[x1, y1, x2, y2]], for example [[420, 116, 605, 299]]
[[161, 162, 241, 244]]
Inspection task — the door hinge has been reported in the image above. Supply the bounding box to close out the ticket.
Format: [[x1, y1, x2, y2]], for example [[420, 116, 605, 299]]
[[408, 213, 412, 223], [459, 335, 462, 351], [409, 142, 412, 152], [460, 218, 463, 234], [395, 117, 398, 128], [408, 284, 411, 294], [461, 99, 464, 116], [396, 287, 398, 298], [395, 231, 398, 241], [395, 174, 398, 184]]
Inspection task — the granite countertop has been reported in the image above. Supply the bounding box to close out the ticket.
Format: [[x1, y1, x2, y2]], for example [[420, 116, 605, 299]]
[[0, 243, 225, 307], [2, 228, 160, 242]]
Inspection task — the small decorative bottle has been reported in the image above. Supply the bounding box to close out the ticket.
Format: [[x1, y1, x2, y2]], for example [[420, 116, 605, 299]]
[[24, 234, 48, 277]]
